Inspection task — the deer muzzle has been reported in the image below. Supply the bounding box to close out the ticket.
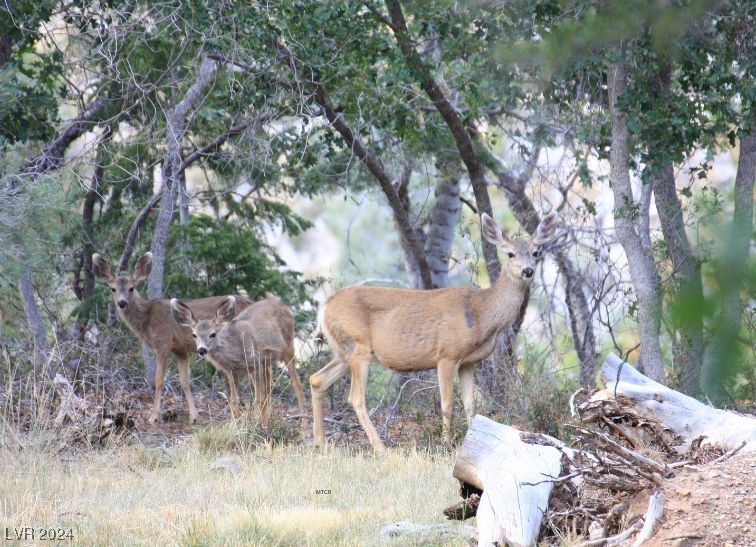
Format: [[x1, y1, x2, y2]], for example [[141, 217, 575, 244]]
[[522, 267, 534, 279], [117, 300, 128, 309], [197, 347, 207, 357]]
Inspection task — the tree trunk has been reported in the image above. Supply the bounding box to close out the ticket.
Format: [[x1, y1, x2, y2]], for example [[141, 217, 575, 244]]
[[651, 162, 704, 392], [19, 267, 51, 373], [425, 168, 461, 288], [147, 57, 217, 300], [599, 354, 756, 452], [145, 57, 217, 384], [700, 126, 756, 400], [607, 56, 665, 383]]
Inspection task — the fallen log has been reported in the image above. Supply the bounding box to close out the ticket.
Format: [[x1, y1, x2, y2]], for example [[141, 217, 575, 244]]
[[451, 415, 570, 545], [600, 354, 756, 452]]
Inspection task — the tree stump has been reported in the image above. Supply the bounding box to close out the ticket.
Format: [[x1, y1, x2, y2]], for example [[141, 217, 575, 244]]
[[452, 415, 569, 546]]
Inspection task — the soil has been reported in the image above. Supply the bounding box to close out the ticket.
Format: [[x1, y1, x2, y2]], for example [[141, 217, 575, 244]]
[[644, 449, 756, 547]]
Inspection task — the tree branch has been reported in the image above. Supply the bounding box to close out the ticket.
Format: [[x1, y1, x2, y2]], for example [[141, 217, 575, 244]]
[[384, 0, 500, 281], [274, 40, 434, 289]]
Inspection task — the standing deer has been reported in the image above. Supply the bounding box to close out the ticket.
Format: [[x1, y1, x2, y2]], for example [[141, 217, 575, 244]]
[[170, 296, 307, 427], [311, 212, 558, 453], [92, 252, 254, 424]]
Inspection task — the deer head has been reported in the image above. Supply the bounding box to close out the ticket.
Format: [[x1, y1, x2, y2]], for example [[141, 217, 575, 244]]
[[171, 296, 236, 357], [481, 212, 558, 281], [92, 252, 152, 310]]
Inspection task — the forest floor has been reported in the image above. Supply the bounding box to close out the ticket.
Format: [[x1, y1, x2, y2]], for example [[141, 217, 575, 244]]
[[1, 382, 472, 546], [645, 449, 755, 547], [2, 381, 754, 546]]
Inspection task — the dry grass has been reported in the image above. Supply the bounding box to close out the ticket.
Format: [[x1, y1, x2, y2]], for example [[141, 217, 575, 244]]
[[0, 424, 468, 546]]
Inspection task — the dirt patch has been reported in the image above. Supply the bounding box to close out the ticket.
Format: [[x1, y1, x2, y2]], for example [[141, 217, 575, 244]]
[[645, 450, 755, 547]]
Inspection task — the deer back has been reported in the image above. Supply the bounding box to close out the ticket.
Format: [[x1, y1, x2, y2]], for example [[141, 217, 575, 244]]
[[210, 297, 294, 371]]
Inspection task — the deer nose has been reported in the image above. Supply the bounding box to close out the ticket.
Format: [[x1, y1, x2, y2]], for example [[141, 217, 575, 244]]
[[197, 347, 207, 357], [117, 300, 127, 309], [522, 267, 534, 278]]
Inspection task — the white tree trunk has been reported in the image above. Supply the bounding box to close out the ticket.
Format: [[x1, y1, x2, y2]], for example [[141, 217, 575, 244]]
[[607, 55, 665, 383], [453, 415, 567, 545], [601, 354, 756, 452]]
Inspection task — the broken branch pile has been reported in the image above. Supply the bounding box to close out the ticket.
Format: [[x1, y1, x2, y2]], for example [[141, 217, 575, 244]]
[[443, 354, 756, 545]]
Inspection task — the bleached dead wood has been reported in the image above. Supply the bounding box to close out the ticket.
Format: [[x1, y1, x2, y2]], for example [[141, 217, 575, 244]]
[[452, 415, 569, 545], [632, 491, 665, 547], [52, 373, 132, 444], [601, 354, 756, 452], [53, 373, 96, 426]]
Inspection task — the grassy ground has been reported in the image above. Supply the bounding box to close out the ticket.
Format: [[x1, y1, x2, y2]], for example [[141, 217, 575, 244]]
[[0, 422, 468, 546]]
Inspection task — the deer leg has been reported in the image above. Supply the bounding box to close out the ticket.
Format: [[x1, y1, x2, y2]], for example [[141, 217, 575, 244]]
[[251, 354, 272, 428], [285, 357, 307, 429], [437, 359, 457, 444], [222, 367, 241, 418], [309, 357, 349, 447], [148, 352, 169, 424], [458, 362, 476, 424], [346, 348, 386, 454], [176, 354, 199, 424]]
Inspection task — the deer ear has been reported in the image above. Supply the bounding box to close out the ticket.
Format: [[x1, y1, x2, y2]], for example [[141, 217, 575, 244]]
[[92, 254, 115, 283], [132, 252, 153, 283], [534, 212, 558, 246], [215, 296, 236, 324], [171, 298, 195, 327], [481, 213, 508, 246]]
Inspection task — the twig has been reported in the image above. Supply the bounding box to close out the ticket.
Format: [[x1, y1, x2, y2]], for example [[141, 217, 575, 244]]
[[581, 520, 642, 546], [632, 491, 665, 547], [711, 440, 747, 463]]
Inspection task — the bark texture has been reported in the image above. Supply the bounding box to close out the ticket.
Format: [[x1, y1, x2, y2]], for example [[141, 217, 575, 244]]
[[607, 57, 665, 383], [147, 57, 217, 300], [651, 163, 704, 392], [425, 169, 461, 288]]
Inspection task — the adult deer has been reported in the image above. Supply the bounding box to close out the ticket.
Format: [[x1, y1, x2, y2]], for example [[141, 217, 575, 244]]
[[170, 296, 307, 428], [311, 212, 558, 453], [92, 252, 254, 424]]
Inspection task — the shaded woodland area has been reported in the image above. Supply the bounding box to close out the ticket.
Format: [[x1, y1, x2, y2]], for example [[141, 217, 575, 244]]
[[0, 0, 753, 432]]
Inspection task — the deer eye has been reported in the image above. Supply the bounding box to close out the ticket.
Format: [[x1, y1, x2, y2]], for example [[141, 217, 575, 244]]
[[128, 287, 134, 293], [210, 332, 216, 338], [533, 250, 541, 258], [507, 252, 515, 258], [191, 334, 196, 338]]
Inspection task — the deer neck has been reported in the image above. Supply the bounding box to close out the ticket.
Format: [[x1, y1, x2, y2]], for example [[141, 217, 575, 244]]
[[473, 271, 530, 334]]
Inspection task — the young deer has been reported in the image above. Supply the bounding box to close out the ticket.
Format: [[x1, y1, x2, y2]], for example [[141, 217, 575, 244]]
[[311, 212, 558, 453], [92, 252, 254, 424], [170, 296, 307, 427]]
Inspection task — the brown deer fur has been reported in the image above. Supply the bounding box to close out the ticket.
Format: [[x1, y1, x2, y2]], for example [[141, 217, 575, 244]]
[[92, 252, 254, 424], [171, 296, 306, 428], [311, 212, 558, 453]]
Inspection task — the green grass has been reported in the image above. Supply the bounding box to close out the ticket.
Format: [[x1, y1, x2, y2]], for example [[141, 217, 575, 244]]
[[0, 428, 467, 546]]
